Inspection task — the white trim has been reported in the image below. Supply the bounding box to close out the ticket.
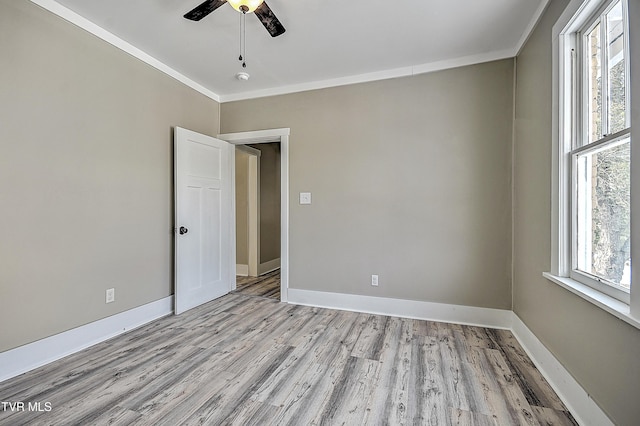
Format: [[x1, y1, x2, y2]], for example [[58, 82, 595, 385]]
[[630, 0, 640, 318], [287, 288, 512, 329], [29, 0, 546, 104], [550, 0, 637, 321], [553, 0, 605, 38], [219, 128, 290, 142], [29, 0, 551, 105], [218, 128, 290, 303], [236, 264, 249, 276], [551, 5, 575, 277], [235, 145, 262, 157], [543, 273, 640, 329], [515, 0, 552, 56], [0, 290, 613, 424], [0, 296, 173, 383], [219, 50, 516, 103], [511, 314, 614, 426], [287, 288, 614, 424], [248, 153, 260, 278], [229, 147, 238, 291], [259, 258, 281, 275], [280, 135, 290, 303], [0, 285, 616, 425], [28, 0, 220, 102]]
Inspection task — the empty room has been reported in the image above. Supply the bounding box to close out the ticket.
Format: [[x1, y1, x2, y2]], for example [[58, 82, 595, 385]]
[[0, 0, 638, 424]]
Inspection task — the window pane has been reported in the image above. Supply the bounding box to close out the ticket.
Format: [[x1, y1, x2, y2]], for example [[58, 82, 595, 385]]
[[586, 23, 602, 143], [576, 137, 631, 288], [606, 0, 626, 134]]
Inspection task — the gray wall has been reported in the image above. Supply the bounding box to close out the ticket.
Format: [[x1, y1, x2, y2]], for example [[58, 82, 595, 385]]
[[7, 2, 635, 422], [0, 0, 220, 352], [222, 60, 514, 309], [513, 0, 640, 424]]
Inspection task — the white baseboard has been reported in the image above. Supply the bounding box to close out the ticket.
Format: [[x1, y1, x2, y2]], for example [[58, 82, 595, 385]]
[[236, 264, 249, 276], [259, 258, 281, 276], [0, 296, 174, 383], [287, 288, 613, 425], [287, 288, 512, 329], [510, 314, 612, 426], [0, 288, 615, 425]]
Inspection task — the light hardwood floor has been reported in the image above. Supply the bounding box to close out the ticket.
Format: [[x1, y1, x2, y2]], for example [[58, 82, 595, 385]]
[[234, 270, 280, 300], [0, 293, 577, 425]]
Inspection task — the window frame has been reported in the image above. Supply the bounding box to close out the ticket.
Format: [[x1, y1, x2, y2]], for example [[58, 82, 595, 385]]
[[568, 0, 631, 303], [549, 0, 638, 325]]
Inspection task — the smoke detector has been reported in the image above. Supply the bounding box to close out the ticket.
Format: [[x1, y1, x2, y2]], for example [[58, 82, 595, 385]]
[[235, 72, 250, 81]]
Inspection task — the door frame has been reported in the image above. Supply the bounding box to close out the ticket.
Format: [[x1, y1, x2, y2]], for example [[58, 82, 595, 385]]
[[235, 145, 261, 277], [218, 128, 290, 302]]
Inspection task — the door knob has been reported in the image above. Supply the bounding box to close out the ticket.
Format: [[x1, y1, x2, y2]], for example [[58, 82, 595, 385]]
[[179, 226, 188, 235]]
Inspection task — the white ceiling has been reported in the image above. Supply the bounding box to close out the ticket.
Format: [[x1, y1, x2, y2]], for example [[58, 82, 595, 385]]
[[43, 0, 547, 102]]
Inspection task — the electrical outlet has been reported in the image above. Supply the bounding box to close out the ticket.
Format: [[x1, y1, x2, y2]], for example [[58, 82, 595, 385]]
[[371, 275, 379, 286], [106, 288, 115, 303]]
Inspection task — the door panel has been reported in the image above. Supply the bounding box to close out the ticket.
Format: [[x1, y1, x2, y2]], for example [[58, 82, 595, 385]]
[[202, 187, 222, 283], [175, 127, 231, 314]]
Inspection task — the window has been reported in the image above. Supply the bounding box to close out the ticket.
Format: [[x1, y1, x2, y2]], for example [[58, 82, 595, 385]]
[[550, 0, 635, 314], [571, 0, 631, 302]]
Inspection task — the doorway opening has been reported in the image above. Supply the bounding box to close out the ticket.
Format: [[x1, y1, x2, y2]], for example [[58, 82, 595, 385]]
[[234, 142, 281, 300], [218, 128, 290, 302]]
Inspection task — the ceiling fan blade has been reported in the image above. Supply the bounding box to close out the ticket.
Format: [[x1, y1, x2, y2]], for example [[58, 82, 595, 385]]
[[254, 2, 286, 37], [184, 0, 227, 21]]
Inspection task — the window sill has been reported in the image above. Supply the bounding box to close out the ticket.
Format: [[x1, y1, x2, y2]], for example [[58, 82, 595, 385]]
[[543, 272, 640, 330]]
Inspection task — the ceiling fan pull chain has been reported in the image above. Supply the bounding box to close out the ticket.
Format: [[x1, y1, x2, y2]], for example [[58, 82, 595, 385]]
[[238, 11, 243, 62], [242, 11, 247, 68]]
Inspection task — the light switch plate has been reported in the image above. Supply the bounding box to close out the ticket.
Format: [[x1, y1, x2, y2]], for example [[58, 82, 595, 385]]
[[106, 288, 115, 303], [299, 192, 312, 205]]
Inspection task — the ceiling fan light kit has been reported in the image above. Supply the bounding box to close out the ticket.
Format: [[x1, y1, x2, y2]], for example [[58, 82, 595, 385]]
[[227, 0, 264, 14], [184, 0, 286, 78], [184, 0, 285, 37]]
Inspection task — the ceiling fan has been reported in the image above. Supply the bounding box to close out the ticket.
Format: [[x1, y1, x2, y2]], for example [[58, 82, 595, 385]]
[[184, 0, 286, 38]]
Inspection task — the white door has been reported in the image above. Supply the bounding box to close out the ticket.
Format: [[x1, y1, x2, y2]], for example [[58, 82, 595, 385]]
[[174, 127, 232, 314]]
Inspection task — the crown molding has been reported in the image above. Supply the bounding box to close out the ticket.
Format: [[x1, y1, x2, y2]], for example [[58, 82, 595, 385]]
[[219, 48, 516, 103], [31, 0, 546, 104], [515, 0, 552, 56]]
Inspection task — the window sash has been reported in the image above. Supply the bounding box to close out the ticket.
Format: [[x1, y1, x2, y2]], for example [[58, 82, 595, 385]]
[[568, 0, 631, 303], [577, 0, 630, 148], [570, 133, 631, 303]]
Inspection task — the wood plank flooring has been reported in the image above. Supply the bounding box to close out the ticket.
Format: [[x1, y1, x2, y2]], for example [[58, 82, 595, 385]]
[[234, 270, 280, 300], [0, 293, 577, 425]]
